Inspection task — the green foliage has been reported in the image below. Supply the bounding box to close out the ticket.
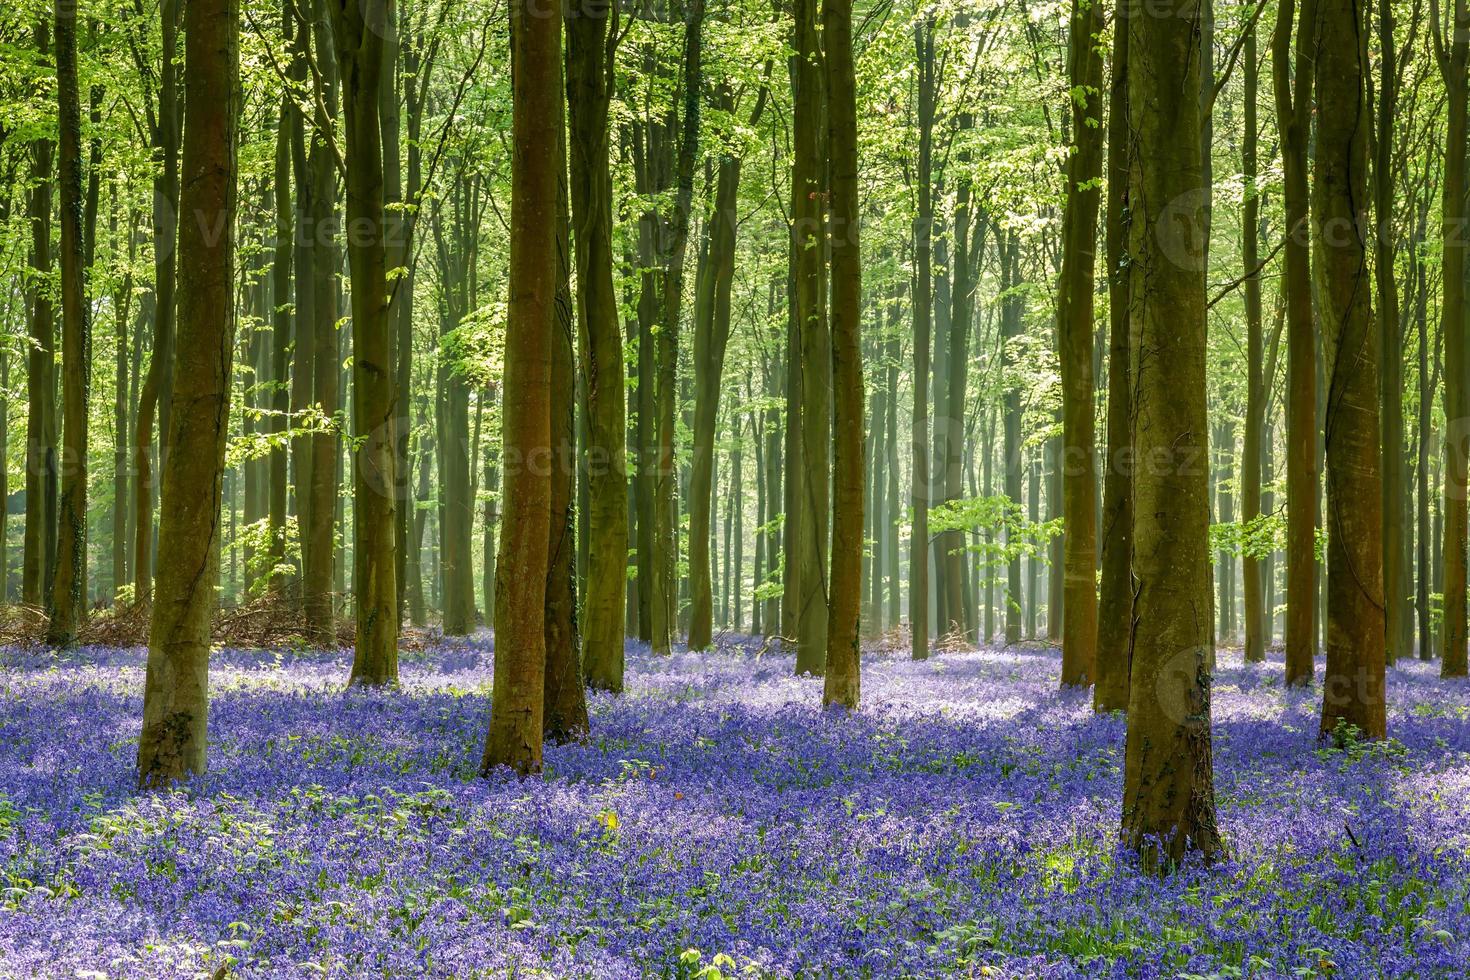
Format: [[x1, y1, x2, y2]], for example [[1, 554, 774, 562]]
[[928, 494, 1062, 567]]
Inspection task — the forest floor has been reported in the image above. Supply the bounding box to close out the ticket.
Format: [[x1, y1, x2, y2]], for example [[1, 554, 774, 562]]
[[1, 637, 1468, 978]]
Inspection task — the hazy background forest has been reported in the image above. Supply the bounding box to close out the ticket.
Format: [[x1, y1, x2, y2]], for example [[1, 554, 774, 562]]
[[2, 0, 1470, 975]]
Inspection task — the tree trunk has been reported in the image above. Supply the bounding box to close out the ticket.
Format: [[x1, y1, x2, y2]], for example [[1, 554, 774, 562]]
[[1435, 0, 1469, 677], [1001, 233, 1022, 646], [910, 19, 935, 661], [1056, 0, 1104, 686], [1240, 14, 1266, 663], [1375, 0, 1410, 665], [1095, 0, 1132, 710], [23, 25, 55, 612], [1415, 189, 1434, 661], [1274, 0, 1319, 687], [302, 3, 340, 645], [333, 0, 399, 685], [689, 87, 748, 651], [111, 211, 136, 603], [133, 0, 181, 604], [543, 88, 590, 744], [824, 0, 861, 708], [482, 0, 559, 775], [267, 93, 293, 594], [47, 0, 90, 647], [1121, 0, 1221, 868], [650, 0, 704, 656], [1315, 0, 1385, 735], [566, 0, 627, 690], [137, 0, 238, 786]]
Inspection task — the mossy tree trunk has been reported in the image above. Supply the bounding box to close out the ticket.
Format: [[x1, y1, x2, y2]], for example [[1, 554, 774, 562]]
[[137, 0, 238, 788]]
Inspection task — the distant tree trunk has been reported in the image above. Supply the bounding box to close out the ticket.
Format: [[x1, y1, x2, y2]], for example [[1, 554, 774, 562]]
[[379, 0, 405, 623], [1274, 0, 1319, 687], [1121, 0, 1221, 868], [1434, 0, 1469, 677], [1056, 0, 1104, 686], [1094, 0, 1132, 710], [133, 0, 181, 604], [49, 0, 92, 646], [407, 396, 430, 626], [434, 180, 478, 636], [483, 0, 558, 775], [824, 0, 861, 707], [1240, 14, 1266, 664], [650, 0, 704, 656], [1028, 454, 1040, 638], [543, 89, 589, 744], [23, 26, 56, 611], [333, 0, 399, 685], [1316, 0, 1385, 735], [910, 19, 935, 661], [395, 2, 426, 621], [567, 0, 626, 689], [689, 83, 756, 651], [765, 349, 785, 635], [942, 136, 976, 642], [112, 209, 135, 603], [267, 93, 293, 593], [137, 0, 238, 786], [866, 308, 885, 634], [885, 287, 901, 628], [1215, 420, 1236, 643], [302, 1, 340, 646], [1001, 233, 1022, 645], [1415, 195, 1434, 661], [1375, 0, 1410, 665], [732, 416, 745, 630]]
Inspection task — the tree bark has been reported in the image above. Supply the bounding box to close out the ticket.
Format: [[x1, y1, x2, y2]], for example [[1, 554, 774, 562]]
[[689, 85, 753, 651], [543, 84, 590, 744], [649, 0, 704, 656], [1001, 233, 1022, 646], [910, 19, 936, 661], [133, 0, 181, 604], [333, 0, 399, 685], [137, 0, 238, 787], [482, 0, 558, 775], [1434, 0, 1469, 677], [302, 0, 340, 646], [1374, 0, 1410, 666], [1056, 0, 1104, 686], [1274, 0, 1319, 687], [1094, 0, 1131, 711], [566, 0, 626, 690], [267, 91, 293, 594], [24, 25, 55, 612], [49, 0, 92, 646], [1121, 0, 1221, 868], [824, 0, 862, 707], [1241, 14, 1266, 663], [1315, 0, 1385, 738]]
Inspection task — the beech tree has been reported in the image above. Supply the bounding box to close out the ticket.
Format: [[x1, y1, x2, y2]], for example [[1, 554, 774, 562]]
[[823, 0, 861, 708], [566, 0, 626, 690], [137, 0, 239, 786], [46, 0, 89, 647], [1055, 0, 1103, 688], [1121, 0, 1221, 868], [483, 0, 559, 776], [1315, 0, 1385, 739], [333, 0, 400, 686]]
